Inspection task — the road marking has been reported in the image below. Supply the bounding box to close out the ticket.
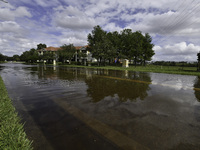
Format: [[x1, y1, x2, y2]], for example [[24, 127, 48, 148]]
[[53, 98, 150, 150], [100, 75, 200, 91], [99, 75, 152, 84]]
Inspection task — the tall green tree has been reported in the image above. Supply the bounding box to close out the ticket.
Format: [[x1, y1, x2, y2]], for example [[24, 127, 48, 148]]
[[106, 31, 120, 64], [42, 51, 55, 63], [131, 31, 144, 66], [120, 29, 133, 59], [88, 25, 113, 66], [20, 48, 39, 63], [37, 43, 47, 50], [58, 44, 76, 64], [0, 53, 6, 61], [87, 25, 155, 66], [12, 55, 20, 61], [197, 52, 200, 70], [142, 33, 155, 66]]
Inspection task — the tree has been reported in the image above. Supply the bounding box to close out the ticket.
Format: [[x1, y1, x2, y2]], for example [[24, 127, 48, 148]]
[[20, 48, 39, 63], [197, 52, 200, 71], [142, 33, 155, 66], [0, 53, 6, 61], [87, 25, 155, 66], [131, 31, 144, 66], [58, 44, 76, 64], [106, 32, 120, 64], [41, 51, 55, 63], [29, 48, 39, 63], [119, 29, 144, 66], [88, 25, 113, 66], [13, 55, 20, 61], [120, 29, 133, 59], [77, 50, 87, 64], [37, 43, 47, 50]]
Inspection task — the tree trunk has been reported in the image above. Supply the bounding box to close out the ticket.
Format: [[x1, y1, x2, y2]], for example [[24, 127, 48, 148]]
[[99, 57, 102, 66], [144, 60, 146, 67], [134, 56, 137, 67]]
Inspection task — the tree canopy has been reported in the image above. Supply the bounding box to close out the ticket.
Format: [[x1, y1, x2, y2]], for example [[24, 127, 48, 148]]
[[87, 25, 115, 65], [37, 43, 47, 50], [1, 26, 155, 66], [20, 48, 39, 63], [87, 25, 155, 66], [0, 53, 6, 61], [58, 44, 76, 64]]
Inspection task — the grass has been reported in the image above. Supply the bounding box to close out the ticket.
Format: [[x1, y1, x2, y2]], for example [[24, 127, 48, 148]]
[[59, 64, 200, 76], [0, 76, 33, 150]]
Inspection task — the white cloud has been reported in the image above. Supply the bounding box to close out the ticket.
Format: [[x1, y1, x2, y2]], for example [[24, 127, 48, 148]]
[[0, 21, 21, 32], [103, 23, 122, 32], [20, 0, 61, 7], [58, 30, 88, 46], [0, 6, 31, 21], [53, 6, 96, 30], [153, 42, 200, 61], [59, 37, 87, 46], [0, 0, 200, 61]]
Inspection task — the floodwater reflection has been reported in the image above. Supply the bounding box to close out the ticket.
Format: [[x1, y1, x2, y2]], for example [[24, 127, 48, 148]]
[[1, 63, 200, 150], [194, 76, 200, 102], [85, 72, 151, 102]]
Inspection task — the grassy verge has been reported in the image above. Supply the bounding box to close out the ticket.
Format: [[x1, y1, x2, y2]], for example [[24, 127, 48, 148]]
[[0, 76, 33, 150], [59, 64, 200, 76]]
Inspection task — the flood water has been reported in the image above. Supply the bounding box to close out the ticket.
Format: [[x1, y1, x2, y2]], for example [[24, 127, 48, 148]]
[[1, 63, 200, 150]]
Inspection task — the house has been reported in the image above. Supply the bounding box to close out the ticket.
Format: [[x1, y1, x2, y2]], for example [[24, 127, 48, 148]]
[[37, 46, 96, 64], [38, 46, 61, 56], [74, 46, 95, 63]]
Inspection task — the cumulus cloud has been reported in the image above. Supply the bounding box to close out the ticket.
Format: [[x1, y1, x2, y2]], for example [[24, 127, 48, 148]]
[[0, 21, 21, 32], [153, 42, 200, 61], [0, 6, 31, 21], [58, 30, 88, 46], [103, 23, 122, 32], [34, 0, 61, 7], [0, 0, 200, 61], [59, 36, 87, 46], [53, 6, 96, 30]]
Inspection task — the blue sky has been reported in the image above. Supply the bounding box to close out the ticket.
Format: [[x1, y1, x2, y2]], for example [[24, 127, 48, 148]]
[[0, 0, 200, 61]]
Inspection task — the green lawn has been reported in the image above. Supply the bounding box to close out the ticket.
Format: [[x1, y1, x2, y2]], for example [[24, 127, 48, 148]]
[[60, 64, 200, 76], [0, 76, 33, 150]]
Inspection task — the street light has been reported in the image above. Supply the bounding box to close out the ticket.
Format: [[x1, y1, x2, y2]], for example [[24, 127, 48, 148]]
[[0, 0, 8, 3]]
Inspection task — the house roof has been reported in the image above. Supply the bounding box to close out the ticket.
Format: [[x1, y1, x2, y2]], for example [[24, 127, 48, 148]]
[[38, 46, 88, 52], [75, 45, 88, 50], [45, 47, 61, 51]]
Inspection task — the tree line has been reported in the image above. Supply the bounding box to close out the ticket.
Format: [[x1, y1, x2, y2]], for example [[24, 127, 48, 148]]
[[1, 25, 155, 66], [0, 43, 77, 63], [87, 25, 155, 66]]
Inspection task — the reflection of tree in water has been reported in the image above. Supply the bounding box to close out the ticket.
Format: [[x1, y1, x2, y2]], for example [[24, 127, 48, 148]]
[[35, 66, 86, 81], [193, 76, 200, 123], [194, 76, 200, 102], [85, 72, 151, 102]]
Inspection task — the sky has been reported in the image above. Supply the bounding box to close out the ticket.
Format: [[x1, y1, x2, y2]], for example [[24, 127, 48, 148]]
[[0, 0, 200, 61]]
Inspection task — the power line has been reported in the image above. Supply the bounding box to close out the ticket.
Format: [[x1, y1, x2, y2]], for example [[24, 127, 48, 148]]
[[153, 0, 189, 43], [154, 0, 200, 44], [163, 0, 198, 35], [155, 0, 183, 34], [160, 0, 189, 34]]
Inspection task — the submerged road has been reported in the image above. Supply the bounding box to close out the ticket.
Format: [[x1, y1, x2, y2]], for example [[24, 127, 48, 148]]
[[1, 63, 200, 149]]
